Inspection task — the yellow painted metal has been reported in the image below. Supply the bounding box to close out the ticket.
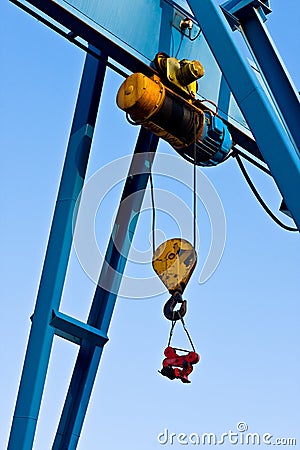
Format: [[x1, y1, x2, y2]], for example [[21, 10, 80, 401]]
[[116, 73, 205, 149], [152, 238, 197, 293], [166, 57, 204, 97], [116, 72, 165, 121], [154, 53, 205, 97]]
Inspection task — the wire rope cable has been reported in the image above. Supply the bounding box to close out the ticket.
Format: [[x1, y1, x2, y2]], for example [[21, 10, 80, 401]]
[[149, 116, 198, 254], [167, 320, 176, 347], [167, 312, 196, 352], [149, 168, 156, 255], [193, 112, 197, 249], [179, 314, 196, 352]]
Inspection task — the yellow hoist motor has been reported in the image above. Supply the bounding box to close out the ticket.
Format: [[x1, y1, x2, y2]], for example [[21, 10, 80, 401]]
[[117, 72, 204, 152], [116, 56, 232, 167]]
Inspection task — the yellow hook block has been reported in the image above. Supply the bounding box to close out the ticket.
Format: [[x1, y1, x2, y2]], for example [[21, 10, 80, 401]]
[[152, 238, 197, 294]]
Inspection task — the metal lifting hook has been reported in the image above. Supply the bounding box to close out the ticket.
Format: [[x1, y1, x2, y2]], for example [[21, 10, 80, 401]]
[[152, 238, 200, 383], [163, 291, 187, 321]]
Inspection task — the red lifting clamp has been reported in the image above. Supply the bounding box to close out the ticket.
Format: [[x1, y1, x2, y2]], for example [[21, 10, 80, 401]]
[[159, 346, 200, 383]]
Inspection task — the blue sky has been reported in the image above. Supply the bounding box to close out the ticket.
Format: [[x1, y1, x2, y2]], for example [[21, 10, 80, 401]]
[[1, 0, 300, 449]]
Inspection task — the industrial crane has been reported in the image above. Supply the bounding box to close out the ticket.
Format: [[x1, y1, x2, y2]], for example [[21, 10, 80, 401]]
[[6, 0, 299, 448]]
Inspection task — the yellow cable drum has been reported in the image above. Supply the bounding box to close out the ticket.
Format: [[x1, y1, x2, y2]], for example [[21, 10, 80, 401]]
[[116, 73, 205, 150]]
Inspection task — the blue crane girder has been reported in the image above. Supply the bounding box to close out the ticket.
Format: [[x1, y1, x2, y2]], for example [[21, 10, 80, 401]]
[[187, 0, 300, 230], [8, 50, 108, 450], [8, 1, 300, 449]]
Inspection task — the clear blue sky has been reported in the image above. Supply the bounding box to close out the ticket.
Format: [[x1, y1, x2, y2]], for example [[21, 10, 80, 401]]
[[1, 0, 300, 449]]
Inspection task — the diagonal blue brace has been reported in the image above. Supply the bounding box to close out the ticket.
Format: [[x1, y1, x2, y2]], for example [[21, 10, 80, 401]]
[[8, 50, 108, 450], [52, 128, 159, 450], [187, 0, 300, 230], [222, 0, 300, 152]]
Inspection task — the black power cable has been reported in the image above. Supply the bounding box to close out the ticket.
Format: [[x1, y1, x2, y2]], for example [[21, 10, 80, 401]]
[[234, 153, 298, 232], [233, 148, 271, 176]]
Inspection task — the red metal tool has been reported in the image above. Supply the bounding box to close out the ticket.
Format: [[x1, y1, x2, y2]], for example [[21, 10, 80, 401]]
[[159, 346, 200, 383]]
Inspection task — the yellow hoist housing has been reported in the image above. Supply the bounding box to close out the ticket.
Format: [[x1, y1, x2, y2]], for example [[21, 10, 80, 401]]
[[116, 72, 206, 150], [116, 55, 232, 167]]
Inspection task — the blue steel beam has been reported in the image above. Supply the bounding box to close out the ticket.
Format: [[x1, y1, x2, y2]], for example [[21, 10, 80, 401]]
[[187, 0, 300, 230], [222, 0, 272, 18], [52, 128, 159, 450], [50, 310, 109, 346], [222, 0, 300, 152], [8, 50, 107, 450], [11, 0, 264, 162]]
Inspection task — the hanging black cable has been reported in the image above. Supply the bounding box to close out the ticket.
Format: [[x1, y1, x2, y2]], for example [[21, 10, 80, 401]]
[[234, 153, 298, 232], [233, 147, 272, 176], [126, 113, 140, 126], [189, 27, 202, 41], [175, 33, 185, 59]]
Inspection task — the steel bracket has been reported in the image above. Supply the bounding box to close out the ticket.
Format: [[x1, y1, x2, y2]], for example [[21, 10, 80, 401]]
[[50, 310, 109, 347], [222, 0, 272, 23]]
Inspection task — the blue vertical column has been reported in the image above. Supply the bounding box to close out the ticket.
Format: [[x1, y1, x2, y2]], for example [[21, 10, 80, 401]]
[[187, 0, 300, 230], [52, 128, 159, 450], [222, 0, 300, 152], [8, 50, 108, 450]]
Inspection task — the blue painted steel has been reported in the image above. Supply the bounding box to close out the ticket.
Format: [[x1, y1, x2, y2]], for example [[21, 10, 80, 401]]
[[217, 74, 231, 121], [198, 113, 232, 166], [52, 128, 159, 449], [12, 0, 256, 141], [222, 0, 271, 18], [50, 310, 109, 346], [187, 0, 300, 229], [179, 112, 232, 166], [53, 0, 250, 129], [222, 0, 300, 153], [7, 51, 107, 450]]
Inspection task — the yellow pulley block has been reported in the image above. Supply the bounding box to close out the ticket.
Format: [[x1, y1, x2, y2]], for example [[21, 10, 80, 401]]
[[152, 238, 197, 294]]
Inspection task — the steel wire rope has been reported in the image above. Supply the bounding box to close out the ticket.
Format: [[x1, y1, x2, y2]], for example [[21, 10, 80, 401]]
[[167, 319, 177, 347], [149, 167, 156, 256], [178, 312, 196, 352], [193, 112, 198, 249], [167, 312, 196, 352]]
